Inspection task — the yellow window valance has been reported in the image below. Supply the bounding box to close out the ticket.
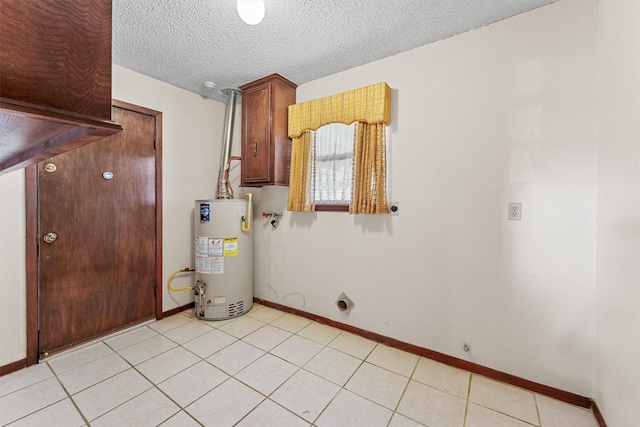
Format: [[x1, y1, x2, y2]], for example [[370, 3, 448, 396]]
[[288, 82, 391, 138]]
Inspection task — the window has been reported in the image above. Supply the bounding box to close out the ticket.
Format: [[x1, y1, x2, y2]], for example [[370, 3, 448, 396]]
[[314, 123, 356, 208], [287, 82, 391, 214]]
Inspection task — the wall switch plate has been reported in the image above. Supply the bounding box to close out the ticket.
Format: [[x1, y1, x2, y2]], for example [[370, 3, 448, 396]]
[[508, 202, 522, 220], [390, 202, 399, 216]]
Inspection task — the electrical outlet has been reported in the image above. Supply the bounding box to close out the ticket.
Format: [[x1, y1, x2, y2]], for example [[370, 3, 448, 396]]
[[390, 202, 399, 216], [508, 202, 522, 220]]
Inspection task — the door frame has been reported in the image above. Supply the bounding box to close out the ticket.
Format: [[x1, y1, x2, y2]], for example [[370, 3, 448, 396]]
[[25, 100, 163, 366]]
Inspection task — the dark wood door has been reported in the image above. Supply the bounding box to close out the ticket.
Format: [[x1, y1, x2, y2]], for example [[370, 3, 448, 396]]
[[37, 106, 157, 356]]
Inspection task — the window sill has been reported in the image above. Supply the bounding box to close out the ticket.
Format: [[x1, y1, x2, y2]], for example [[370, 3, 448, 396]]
[[315, 204, 349, 212]]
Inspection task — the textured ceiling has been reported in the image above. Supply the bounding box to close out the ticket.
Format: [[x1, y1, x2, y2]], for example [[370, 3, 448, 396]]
[[112, 0, 557, 103]]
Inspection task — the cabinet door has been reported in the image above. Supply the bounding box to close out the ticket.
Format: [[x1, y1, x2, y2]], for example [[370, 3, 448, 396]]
[[241, 83, 271, 185]]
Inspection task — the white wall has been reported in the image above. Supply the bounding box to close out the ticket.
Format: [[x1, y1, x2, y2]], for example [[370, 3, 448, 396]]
[[595, 0, 640, 425], [253, 0, 598, 396], [0, 169, 26, 366], [112, 65, 238, 312]]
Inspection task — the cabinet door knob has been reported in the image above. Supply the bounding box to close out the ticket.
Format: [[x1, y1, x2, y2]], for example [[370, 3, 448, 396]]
[[253, 140, 258, 157]]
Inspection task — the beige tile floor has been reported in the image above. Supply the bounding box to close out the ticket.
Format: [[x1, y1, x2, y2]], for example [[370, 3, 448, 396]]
[[0, 303, 600, 427]]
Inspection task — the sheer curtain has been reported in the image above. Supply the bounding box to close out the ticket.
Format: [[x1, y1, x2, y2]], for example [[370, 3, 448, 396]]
[[315, 123, 355, 205]]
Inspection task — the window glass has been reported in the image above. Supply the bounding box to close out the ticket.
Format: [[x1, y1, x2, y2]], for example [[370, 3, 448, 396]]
[[314, 123, 356, 205]]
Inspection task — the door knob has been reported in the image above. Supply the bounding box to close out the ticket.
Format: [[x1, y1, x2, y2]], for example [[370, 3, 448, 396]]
[[43, 232, 58, 243]]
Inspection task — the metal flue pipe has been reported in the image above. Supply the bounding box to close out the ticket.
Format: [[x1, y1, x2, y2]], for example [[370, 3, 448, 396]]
[[217, 88, 241, 199]]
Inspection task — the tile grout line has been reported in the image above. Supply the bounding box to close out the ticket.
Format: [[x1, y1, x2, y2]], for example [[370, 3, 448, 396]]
[[463, 372, 473, 426], [0, 364, 82, 426], [158, 308, 304, 425], [54, 325, 203, 423], [0, 365, 55, 399], [386, 355, 420, 426], [305, 331, 355, 426], [302, 329, 430, 426], [191, 306, 304, 425], [189, 309, 325, 426], [57, 318, 354, 426], [468, 373, 542, 427], [280, 327, 337, 425], [45, 361, 91, 427], [102, 336, 202, 426], [85, 353, 164, 424], [534, 392, 543, 427], [263, 313, 546, 426], [224, 318, 359, 425]]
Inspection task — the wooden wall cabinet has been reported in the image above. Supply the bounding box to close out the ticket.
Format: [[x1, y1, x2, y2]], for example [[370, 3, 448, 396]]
[[240, 74, 297, 187], [0, 0, 122, 175]]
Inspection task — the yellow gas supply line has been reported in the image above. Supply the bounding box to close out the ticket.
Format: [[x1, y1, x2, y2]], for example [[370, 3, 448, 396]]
[[168, 268, 195, 292]]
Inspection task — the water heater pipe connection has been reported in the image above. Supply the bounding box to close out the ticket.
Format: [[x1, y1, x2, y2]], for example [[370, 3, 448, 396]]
[[262, 211, 283, 229], [217, 88, 241, 199], [241, 192, 253, 232]]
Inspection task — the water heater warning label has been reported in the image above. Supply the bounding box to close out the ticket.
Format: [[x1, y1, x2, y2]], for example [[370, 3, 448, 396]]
[[195, 236, 237, 273], [195, 237, 208, 256], [208, 238, 223, 256], [224, 237, 238, 256], [196, 255, 224, 274], [196, 237, 224, 257], [196, 236, 224, 274]]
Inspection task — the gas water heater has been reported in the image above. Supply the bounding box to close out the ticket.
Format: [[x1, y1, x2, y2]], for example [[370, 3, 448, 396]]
[[194, 196, 253, 320]]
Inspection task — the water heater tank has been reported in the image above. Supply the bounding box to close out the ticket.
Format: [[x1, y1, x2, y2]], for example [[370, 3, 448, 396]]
[[194, 198, 253, 320]]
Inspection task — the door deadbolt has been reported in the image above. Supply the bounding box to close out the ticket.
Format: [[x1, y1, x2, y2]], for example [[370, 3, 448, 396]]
[[43, 232, 58, 243]]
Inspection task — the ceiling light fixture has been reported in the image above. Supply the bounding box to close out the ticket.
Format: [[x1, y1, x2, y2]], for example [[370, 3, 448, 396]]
[[237, 0, 265, 25]]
